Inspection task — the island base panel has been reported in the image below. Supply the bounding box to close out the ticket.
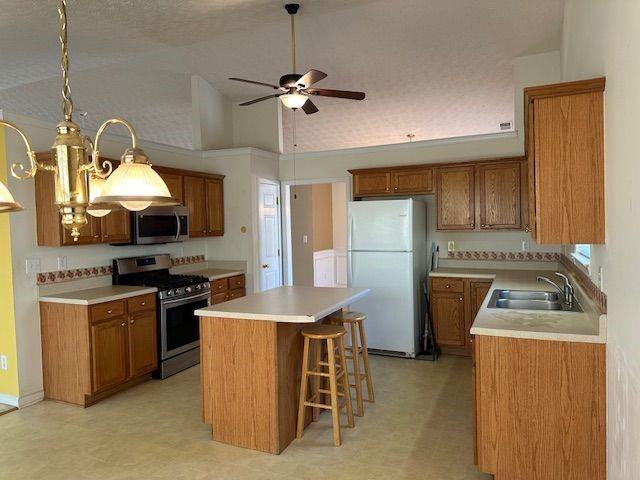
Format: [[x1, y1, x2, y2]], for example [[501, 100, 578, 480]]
[[200, 316, 312, 454]]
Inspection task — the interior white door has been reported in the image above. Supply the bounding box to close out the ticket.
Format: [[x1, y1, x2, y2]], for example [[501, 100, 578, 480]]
[[258, 181, 282, 291]]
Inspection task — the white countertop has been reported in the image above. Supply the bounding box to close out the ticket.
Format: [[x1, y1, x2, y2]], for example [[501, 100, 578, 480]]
[[174, 267, 245, 281], [196, 286, 370, 323], [430, 267, 606, 344], [39, 285, 158, 306]]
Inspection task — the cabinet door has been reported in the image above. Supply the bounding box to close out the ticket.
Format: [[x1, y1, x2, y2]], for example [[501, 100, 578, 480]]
[[90, 317, 129, 393], [62, 215, 102, 246], [183, 176, 208, 237], [431, 292, 466, 347], [468, 281, 492, 347], [159, 172, 183, 204], [477, 162, 522, 230], [205, 179, 224, 236], [436, 165, 475, 230], [100, 210, 131, 244], [392, 169, 433, 194], [128, 311, 158, 378], [353, 172, 391, 196]]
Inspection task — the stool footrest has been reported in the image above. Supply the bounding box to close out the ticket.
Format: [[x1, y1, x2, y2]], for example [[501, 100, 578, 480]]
[[304, 400, 332, 410]]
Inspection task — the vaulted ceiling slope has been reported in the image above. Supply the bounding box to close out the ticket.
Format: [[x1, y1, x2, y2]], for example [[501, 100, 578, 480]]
[[0, 0, 564, 152]]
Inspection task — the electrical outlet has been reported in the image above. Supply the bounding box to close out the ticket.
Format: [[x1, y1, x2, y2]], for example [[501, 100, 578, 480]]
[[303, 234, 308, 244], [0, 355, 7, 371], [25, 258, 41, 275], [447, 241, 455, 252], [521, 240, 531, 252], [57, 256, 68, 270]]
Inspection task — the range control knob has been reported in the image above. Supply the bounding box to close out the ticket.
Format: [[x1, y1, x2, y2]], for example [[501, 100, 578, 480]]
[[186, 286, 192, 293], [167, 289, 174, 297], [195, 284, 201, 290]]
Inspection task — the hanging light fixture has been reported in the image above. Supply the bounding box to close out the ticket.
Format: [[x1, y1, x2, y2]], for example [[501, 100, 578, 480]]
[[0, 0, 177, 240], [280, 92, 308, 110]]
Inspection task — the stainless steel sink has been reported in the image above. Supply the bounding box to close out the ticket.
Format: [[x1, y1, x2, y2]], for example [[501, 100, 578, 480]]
[[497, 290, 560, 301], [487, 289, 582, 312]]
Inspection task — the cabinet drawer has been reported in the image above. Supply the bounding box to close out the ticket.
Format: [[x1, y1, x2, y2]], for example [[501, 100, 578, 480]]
[[211, 278, 229, 293], [127, 294, 156, 314], [228, 288, 246, 300], [431, 277, 464, 293], [211, 291, 228, 305], [90, 300, 126, 322], [228, 275, 245, 290]]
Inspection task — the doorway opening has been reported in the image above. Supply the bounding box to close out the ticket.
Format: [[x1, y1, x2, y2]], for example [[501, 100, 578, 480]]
[[282, 178, 350, 287]]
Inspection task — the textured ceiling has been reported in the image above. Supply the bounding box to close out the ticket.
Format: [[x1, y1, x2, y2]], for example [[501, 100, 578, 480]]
[[0, 0, 564, 152]]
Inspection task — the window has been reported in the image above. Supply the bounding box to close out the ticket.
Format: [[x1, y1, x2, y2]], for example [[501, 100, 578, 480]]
[[572, 244, 591, 270]]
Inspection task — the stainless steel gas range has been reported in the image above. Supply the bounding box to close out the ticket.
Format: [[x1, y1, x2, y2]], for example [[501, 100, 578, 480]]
[[112, 254, 210, 378]]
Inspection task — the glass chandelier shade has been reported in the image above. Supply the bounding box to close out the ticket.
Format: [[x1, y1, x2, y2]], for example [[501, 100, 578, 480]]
[[280, 92, 308, 109], [0, 180, 23, 213], [86, 175, 111, 217], [92, 148, 177, 211]]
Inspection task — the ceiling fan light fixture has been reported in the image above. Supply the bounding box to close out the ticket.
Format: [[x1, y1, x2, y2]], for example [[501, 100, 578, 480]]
[[92, 148, 177, 212], [280, 92, 309, 110], [0, 180, 23, 213]]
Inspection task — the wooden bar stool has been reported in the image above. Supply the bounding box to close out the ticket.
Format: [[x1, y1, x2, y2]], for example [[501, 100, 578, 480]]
[[296, 324, 355, 446], [327, 311, 375, 417]]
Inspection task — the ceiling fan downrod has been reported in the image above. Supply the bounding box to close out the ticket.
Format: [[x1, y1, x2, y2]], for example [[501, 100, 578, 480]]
[[285, 4, 300, 74]]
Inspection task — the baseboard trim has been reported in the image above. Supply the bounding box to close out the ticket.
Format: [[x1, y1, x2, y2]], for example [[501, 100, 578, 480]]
[[0, 393, 19, 407], [18, 390, 44, 408]]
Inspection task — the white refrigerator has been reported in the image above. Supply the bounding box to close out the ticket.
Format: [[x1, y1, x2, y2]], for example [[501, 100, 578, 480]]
[[347, 199, 427, 357]]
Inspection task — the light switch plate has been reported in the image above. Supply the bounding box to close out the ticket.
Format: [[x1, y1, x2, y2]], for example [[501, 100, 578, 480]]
[[57, 256, 68, 270], [0, 355, 7, 371], [521, 240, 531, 252], [25, 258, 41, 275], [303, 234, 308, 244], [447, 241, 455, 252]]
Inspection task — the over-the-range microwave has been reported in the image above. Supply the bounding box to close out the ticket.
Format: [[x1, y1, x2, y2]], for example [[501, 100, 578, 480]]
[[128, 206, 189, 245]]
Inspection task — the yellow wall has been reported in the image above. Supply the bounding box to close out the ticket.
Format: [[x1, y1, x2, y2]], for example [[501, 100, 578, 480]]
[[0, 126, 19, 398]]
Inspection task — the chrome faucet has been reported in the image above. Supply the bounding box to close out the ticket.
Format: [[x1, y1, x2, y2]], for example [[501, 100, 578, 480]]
[[537, 272, 575, 307]]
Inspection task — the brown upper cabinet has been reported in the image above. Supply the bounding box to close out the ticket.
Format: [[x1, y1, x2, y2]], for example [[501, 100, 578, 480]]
[[34, 154, 225, 246], [35, 154, 132, 247], [436, 165, 476, 230], [183, 175, 225, 237], [524, 77, 605, 244], [350, 166, 434, 197], [349, 158, 527, 232]]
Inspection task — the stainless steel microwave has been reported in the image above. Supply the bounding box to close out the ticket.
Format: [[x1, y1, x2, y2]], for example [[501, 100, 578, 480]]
[[130, 206, 189, 245]]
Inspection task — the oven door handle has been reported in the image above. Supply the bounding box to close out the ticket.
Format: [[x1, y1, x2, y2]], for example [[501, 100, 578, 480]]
[[162, 291, 210, 306], [174, 212, 181, 241]]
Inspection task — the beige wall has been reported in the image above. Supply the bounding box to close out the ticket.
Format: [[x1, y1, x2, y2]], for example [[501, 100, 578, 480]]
[[232, 99, 283, 153], [332, 182, 348, 250], [290, 185, 314, 286], [311, 184, 333, 252], [562, 2, 640, 478]]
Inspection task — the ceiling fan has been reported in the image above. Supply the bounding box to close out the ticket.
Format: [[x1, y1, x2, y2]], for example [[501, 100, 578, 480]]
[[229, 3, 365, 114]]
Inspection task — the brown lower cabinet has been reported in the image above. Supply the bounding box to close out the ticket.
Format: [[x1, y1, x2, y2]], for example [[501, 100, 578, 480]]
[[210, 274, 246, 304], [429, 276, 492, 356], [474, 335, 605, 479], [40, 293, 157, 406]]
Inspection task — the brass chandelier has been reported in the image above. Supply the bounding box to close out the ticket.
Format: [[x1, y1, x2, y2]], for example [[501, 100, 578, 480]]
[[0, 0, 177, 240]]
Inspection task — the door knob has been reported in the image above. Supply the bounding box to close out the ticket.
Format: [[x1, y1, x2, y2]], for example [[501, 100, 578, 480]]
[[262, 264, 269, 269]]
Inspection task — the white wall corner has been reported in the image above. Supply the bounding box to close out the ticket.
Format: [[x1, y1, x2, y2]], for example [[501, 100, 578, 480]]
[[232, 98, 283, 154], [191, 75, 233, 151]]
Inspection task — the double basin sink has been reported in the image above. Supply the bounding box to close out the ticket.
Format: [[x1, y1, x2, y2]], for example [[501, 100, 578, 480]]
[[487, 289, 582, 312]]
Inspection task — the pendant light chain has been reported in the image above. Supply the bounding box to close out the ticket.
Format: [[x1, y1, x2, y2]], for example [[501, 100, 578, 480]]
[[58, 0, 74, 121], [292, 110, 297, 199]]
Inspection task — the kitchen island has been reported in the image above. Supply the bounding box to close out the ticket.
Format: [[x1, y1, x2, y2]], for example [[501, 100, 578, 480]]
[[195, 285, 370, 454]]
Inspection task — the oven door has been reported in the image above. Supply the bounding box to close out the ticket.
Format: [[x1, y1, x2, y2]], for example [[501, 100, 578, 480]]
[[160, 292, 210, 360]]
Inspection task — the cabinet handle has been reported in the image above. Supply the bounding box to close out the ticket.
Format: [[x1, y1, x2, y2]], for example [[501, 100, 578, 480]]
[[481, 224, 486, 228], [121, 322, 126, 327], [445, 285, 451, 289], [470, 223, 475, 228], [103, 234, 109, 239], [394, 187, 398, 191], [107, 309, 113, 314], [130, 319, 135, 324], [94, 235, 100, 239], [202, 229, 206, 234], [140, 301, 146, 306], [525, 224, 530, 233], [459, 297, 463, 301]]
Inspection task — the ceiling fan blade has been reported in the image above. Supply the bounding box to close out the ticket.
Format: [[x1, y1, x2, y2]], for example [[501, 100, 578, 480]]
[[229, 77, 281, 90], [296, 69, 327, 88], [306, 88, 366, 100], [302, 99, 319, 114], [239, 94, 281, 106]]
